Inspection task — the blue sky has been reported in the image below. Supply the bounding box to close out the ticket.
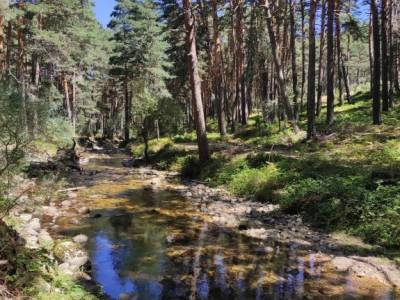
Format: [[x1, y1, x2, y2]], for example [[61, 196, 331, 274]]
[[94, 0, 116, 28]]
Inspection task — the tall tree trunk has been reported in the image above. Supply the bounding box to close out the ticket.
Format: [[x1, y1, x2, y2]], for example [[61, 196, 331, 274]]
[[335, 0, 343, 106], [341, 55, 352, 103], [0, 15, 4, 73], [307, 0, 317, 139], [228, 0, 237, 132], [17, 18, 25, 82], [71, 72, 77, 135], [234, 0, 247, 125], [326, 0, 335, 126], [124, 65, 131, 143], [369, 14, 374, 93], [381, 0, 389, 111], [388, 0, 394, 107], [63, 76, 72, 121], [371, 0, 382, 125], [317, 0, 326, 116], [211, 0, 226, 136], [198, 0, 213, 118], [5, 21, 11, 75], [300, 0, 306, 111], [245, 3, 257, 115], [183, 0, 210, 162], [290, 0, 299, 120], [263, 0, 298, 131]]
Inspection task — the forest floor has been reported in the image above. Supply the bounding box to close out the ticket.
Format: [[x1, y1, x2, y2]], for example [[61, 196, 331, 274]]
[[132, 91, 400, 259]]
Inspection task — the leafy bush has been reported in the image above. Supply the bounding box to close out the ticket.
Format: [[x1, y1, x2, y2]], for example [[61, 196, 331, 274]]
[[356, 184, 400, 247], [279, 176, 366, 228], [228, 164, 281, 201]]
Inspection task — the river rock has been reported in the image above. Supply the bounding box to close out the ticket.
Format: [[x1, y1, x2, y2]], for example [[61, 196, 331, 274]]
[[67, 192, 78, 199], [41, 206, 59, 217], [68, 255, 89, 272], [27, 218, 41, 232], [24, 235, 39, 249], [73, 234, 88, 244], [53, 241, 80, 262], [349, 260, 387, 284], [21, 227, 39, 237], [61, 200, 72, 207], [68, 218, 80, 225], [331, 256, 353, 272], [19, 213, 33, 223], [119, 293, 131, 300], [38, 230, 54, 249], [78, 207, 90, 215]]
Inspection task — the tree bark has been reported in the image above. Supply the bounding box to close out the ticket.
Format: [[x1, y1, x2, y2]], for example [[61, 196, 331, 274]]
[[124, 66, 131, 143], [307, 0, 317, 139], [63, 76, 72, 122], [371, 0, 381, 125], [183, 0, 210, 162], [381, 0, 389, 111], [234, 0, 247, 125], [290, 0, 299, 120], [300, 0, 306, 111], [317, 0, 326, 116], [0, 15, 4, 73], [335, 0, 343, 106], [388, 0, 394, 107], [326, 0, 335, 126]]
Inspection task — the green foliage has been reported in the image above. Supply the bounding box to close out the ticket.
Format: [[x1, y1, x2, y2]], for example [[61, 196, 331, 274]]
[[228, 164, 281, 201], [172, 132, 225, 143], [356, 185, 400, 247], [34, 274, 96, 300], [0, 82, 29, 218]]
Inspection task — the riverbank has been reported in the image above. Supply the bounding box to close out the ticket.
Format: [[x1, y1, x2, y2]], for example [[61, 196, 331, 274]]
[[1, 152, 99, 299], [131, 95, 400, 254]]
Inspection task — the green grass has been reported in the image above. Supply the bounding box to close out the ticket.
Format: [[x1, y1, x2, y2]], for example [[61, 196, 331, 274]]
[[133, 92, 400, 249]]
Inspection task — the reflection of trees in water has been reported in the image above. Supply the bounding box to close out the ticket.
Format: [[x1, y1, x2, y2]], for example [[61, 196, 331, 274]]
[[88, 199, 383, 299], [109, 213, 132, 231]]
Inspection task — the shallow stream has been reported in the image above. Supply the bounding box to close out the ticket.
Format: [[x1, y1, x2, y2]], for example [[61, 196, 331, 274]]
[[51, 153, 397, 300]]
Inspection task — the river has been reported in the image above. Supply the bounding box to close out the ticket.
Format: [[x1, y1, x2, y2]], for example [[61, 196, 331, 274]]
[[47, 152, 398, 300]]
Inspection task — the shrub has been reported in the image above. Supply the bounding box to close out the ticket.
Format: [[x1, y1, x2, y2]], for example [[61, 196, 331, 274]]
[[228, 164, 281, 200], [279, 176, 366, 228]]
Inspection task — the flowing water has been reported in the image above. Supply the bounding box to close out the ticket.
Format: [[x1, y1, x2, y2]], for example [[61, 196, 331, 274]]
[[51, 153, 398, 300]]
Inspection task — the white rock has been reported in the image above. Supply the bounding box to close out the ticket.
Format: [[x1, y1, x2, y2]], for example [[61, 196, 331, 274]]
[[27, 218, 41, 232], [61, 200, 72, 207], [78, 207, 90, 215], [38, 230, 54, 248], [42, 206, 59, 217], [68, 255, 89, 272], [331, 256, 354, 272], [73, 234, 88, 244], [19, 213, 33, 222]]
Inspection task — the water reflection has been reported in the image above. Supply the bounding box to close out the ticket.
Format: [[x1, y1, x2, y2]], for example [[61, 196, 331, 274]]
[[67, 155, 398, 300], [92, 234, 136, 298]]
